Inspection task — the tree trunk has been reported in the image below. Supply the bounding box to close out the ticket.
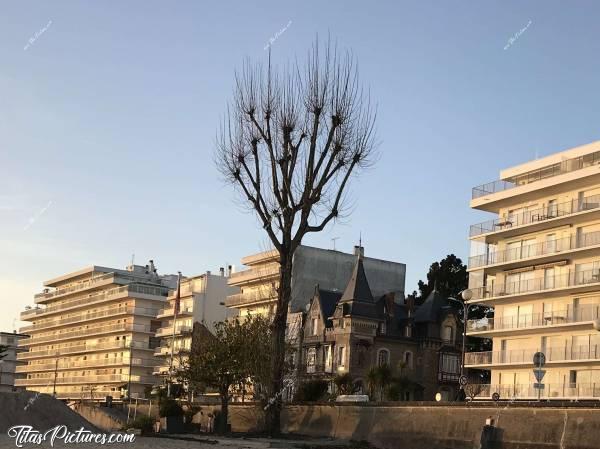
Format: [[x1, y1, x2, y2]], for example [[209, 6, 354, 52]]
[[266, 249, 293, 436], [218, 390, 229, 434]]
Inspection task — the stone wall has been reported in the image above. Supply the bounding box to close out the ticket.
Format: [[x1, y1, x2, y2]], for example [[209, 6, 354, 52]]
[[281, 403, 600, 449]]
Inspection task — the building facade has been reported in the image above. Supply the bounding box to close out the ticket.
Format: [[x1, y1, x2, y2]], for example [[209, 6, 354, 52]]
[[300, 256, 462, 401], [466, 140, 600, 400], [16, 261, 175, 400], [226, 245, 406, 317], [153, 270, 236, 381], [0, 331, 28, 392]]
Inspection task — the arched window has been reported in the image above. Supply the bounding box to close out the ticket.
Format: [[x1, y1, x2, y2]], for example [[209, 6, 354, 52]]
[[377, 349, 390, 367], [442, 324, 455, 343], [403, 351, 414, 369]]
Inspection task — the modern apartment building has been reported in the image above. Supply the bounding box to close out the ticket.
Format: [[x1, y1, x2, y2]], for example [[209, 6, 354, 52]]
[[16, 261, 175, 400], [226, 245, 407, 317], [465, 140, 600, 400], [153, 269, 236, 379], [0, 331, 28, 392]]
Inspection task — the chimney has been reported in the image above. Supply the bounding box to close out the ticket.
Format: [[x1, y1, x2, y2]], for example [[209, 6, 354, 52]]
[[219, 267, 225, 277], [353, 245, 364, 258], [206, 270, 211, 276]]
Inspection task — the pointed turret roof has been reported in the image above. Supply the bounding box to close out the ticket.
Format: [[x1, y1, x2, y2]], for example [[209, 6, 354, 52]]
[[413, 288, 448, 323], [340, 256, 374, 303]]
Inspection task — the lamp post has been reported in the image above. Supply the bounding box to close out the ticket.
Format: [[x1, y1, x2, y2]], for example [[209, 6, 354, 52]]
[[448, 289, 478, 379], [127, 340, 133, 402], [52, 353, 59, 397]]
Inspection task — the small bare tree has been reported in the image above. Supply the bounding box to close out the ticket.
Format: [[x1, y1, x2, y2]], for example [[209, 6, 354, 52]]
[[216, 38, 377, 434]]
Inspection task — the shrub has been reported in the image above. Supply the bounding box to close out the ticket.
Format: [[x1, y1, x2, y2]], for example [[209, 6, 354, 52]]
[[159, 399, 184, 417], [294, 380, 329, 402], [129, 415, 155, 434], [334, 373, 356, 395]]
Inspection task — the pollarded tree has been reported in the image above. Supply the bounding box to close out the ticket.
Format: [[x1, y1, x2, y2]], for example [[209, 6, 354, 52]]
[[216, 38, 377, 434]]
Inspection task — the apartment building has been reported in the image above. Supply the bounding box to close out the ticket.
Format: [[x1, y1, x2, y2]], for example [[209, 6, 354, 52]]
[[226, 245, 406, 317], [153, 269, 236, 380], [0, 331, 28, 392], [465, 140, 600, 400], [16, 261, 175, 400]]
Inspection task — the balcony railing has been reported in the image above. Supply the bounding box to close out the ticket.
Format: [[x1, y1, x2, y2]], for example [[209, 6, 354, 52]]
[[228, 265, 280, 283], [21, 284, 168, 319], [472, 150, 600, 199], [155, 325, 192, 338], [15, 357, 156, 373], [300, 363, 334, 375], [20, 323, 152, 346], [225, 291, 277, 308], [469, 194, 600, 237], [467, 304, 600, 333], [20, 306, 159, 333], [17, 340, 151, 359], [157, 305, 193, 318], [473, 383, 600, 399], [465, 344, 600, 366], [469, 230, 600, 269], [15, 374, 155, 386], [471, 267, 600, 301]]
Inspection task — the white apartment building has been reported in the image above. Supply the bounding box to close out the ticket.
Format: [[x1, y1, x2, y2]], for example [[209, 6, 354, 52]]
[[466, 140, 600, 400], [16, 261, 176, 400], [0, 331, 28, 392], [153, 269, 236, 379]]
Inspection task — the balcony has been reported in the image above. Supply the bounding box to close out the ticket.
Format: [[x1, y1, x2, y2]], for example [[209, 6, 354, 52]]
[[21, 284, 168, 320], [155, 325, 192, 338], [465, 344, 600, 367], [157, 305, 194, 319], [17, 340, 151, 360], [469, 194, 600, 238], [228, 265, 279, 285], [471, 383, 600, 400], [15, 374, 155, 387], [300, 363, 334, 375], [467, 304, 600, 334], [469, 230, 600, 269], [225, 291, 277, 308], [19, 323, 152, 346], [15, 357, 156, 373], [20, 306, 159, 333], [472, 150, 600, 200], [470, 267, 600, 302]]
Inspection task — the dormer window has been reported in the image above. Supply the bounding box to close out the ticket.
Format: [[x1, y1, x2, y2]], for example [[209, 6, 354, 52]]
[[311, 318, 318, 336]]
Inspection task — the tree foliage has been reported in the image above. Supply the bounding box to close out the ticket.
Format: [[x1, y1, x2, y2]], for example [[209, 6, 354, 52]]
[[412, 254, 468, 303]]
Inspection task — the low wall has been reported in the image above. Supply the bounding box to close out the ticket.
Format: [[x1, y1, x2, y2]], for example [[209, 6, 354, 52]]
[[282, 403, 600, 449], [70, 404, 128, 432]]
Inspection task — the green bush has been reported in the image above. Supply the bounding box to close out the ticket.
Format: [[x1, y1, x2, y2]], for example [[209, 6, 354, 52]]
[[159, 399, 184, 417], [129, 415, 155, 433], [294, 380, 329, 402]]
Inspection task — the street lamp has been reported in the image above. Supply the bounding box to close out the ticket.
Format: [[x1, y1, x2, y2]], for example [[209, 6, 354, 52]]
[[448, 289, 478, 379]]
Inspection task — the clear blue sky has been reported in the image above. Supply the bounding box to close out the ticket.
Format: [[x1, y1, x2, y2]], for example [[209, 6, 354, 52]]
[[2, 1, 600, 331]]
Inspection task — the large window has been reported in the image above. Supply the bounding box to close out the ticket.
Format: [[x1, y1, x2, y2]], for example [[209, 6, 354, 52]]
[[306, 348, 316, 373], [403, 351, 413, 369]]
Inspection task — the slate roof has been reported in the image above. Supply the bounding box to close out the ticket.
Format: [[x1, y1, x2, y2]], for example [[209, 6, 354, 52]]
[[412, 288, 449, 323], [340, 256, 374, 303], [317, 289, 343, 323]]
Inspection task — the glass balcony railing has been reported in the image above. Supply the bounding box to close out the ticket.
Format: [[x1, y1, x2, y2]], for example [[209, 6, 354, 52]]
[[471, 267, 600, 300], [469, 194, 600, 237], [470, 383, 600, 400], [20, 323, 152, 346], [15, 374, 155, 386], [465, 344, 600, 366], [17, 340, 151, 359], [467, 304, 600, 333], [469, 230, 600, 268], [225, 291, 277, 307], [15, 357, 156, 373], [472, 150, 600, 199]]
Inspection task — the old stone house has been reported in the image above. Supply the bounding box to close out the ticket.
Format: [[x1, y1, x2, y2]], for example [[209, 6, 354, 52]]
[[299, 255, 462, 401]]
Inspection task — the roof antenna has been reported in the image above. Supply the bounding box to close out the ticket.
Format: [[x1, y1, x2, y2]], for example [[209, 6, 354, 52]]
[[130, 252, 135, 267]]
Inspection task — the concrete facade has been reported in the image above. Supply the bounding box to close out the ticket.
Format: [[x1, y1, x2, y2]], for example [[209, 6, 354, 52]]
[[16, 261, 176, 400], [153, 270, 238, 380], [0, 331, 28, 392], [467, 140, 600, 400]]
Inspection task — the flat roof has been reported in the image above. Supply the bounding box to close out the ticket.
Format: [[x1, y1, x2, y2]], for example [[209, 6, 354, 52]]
[[43, 265, 117, 287]]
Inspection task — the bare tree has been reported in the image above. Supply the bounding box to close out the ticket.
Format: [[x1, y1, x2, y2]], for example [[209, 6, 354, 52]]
[[216, 38, 377, 434]]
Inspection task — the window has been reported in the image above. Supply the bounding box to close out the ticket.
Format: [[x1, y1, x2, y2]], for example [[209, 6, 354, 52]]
[[312, 318, 318, 336], [306, 348, 317, 373], [338, 346, 346, 368], [405, 325, 412, 337], [325, 346, 333, 372], [442, 325, 454, 343], [377, 349, 390, 367], [403, 351, 413, 369]]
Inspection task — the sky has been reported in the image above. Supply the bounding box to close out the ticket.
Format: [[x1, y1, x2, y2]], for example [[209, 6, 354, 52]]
[[1, 1, 600, 331]]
